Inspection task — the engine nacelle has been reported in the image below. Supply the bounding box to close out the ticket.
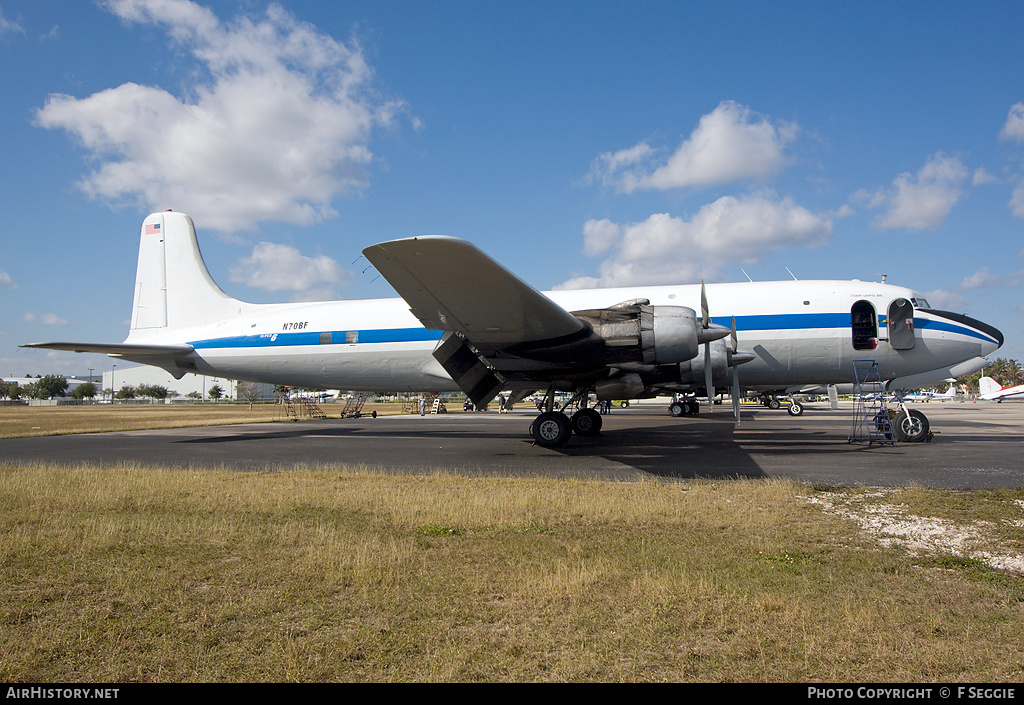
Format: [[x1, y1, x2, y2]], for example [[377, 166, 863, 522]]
[[676, 339, 731, 388], [572, 300, 700, 366], [595, 373, 647, 400]]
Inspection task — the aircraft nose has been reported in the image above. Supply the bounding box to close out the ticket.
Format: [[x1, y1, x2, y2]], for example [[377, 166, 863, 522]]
[[922, 309, 1004, 355]]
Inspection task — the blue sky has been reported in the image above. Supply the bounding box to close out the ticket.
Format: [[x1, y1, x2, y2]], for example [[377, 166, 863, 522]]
[[2, 0, 1023, 378]]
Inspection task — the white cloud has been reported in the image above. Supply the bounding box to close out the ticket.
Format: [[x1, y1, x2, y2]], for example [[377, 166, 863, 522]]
[[22, 312, 69, 325], [35, 0, 403, 233], [961, 267, 1000, 290], [229, 241, 351, 301], [557, 193, 831, 289], [1010, 180, 1024, 219], [972, 167, 998, 186], [0, 8, 25, 35], [0, 269, 15, 288], [999, 102, 1024, 142], [589, 101, 797, 193], [920, 289, 967, 311], [856, 153, 968, 230]]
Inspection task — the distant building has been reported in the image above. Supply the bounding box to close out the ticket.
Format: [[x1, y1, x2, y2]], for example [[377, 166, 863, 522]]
[[102, 364, 248, 400]]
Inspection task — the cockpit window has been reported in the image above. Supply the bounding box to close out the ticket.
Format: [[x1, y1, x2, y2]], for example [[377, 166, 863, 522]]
[[911, 297, 930, 309]]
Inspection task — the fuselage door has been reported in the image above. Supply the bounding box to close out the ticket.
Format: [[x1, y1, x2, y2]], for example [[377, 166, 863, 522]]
[[887, 298, 915, 350], [851, 300, 878, 350]]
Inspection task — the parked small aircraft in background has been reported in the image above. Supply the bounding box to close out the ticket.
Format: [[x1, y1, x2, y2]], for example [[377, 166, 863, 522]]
[[978, 376, 1024, 402], [903, 382, 959, 402], [24, 211, 1003, 446]]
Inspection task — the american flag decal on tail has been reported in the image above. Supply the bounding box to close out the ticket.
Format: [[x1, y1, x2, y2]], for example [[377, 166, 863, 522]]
[[145, 223, 161, 235]]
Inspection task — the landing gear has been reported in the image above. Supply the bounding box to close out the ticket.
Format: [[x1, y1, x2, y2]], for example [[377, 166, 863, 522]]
[[570, 408, 602, 436], [668, 396, 699, 417], [529, 388, 603, 447], [787, 401, 804, 416], [531, 411, 572, 447], [893, 408, 932, 443]]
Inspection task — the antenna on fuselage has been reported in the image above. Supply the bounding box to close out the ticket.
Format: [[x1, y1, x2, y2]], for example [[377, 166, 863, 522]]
[[785, 267, 798, 281]]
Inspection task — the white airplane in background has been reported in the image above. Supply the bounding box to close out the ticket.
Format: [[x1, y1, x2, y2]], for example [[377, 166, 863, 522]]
[[903, 382, 959, 402], [25, 211, 1004, 447], [978, 377, 1024, 402]]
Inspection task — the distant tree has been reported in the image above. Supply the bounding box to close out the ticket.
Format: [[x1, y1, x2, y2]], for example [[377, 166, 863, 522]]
[[136, 384, 169, 400], [27, 374, 68, 399], [185, 391, 203, 400], [957, 357, 1023, 392], [236, 382, 260, 408], [0, 381, 21, 400], [70, 382, 97, 400], [207, 384, 224, 400], [115, 385, 136, 400]]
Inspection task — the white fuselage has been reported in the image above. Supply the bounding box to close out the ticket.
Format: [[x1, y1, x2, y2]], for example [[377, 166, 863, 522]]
[[125, 279, 999, 394]]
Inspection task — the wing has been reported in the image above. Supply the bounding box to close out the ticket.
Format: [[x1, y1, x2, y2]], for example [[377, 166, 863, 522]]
[[363, 236, 586, 345], [21, 342, 197, 380], [363, 236, 602, 405]]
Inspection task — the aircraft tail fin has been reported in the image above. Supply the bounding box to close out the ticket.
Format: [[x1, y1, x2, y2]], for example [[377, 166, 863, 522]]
[[978, 376, 1004, 396], [129, 212, 246, 334]]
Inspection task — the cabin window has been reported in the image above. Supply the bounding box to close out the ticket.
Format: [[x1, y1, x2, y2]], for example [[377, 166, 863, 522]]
[[851, 300, 878, 351], [345, 331, 358, 344], [887, 298, 915, 350], [319, 332, 333, 345]]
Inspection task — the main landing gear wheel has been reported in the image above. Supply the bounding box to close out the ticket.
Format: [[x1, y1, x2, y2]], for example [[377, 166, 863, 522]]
[[669, 401, 685, 417], [787, 401, 804, 416], [531, 411, 571, 447], [570, 408, 602, 436], [893, 408, 931, 443], [767, 397, 781, 410]]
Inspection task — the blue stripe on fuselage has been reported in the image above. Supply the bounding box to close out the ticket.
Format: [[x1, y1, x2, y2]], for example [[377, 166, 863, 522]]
[[186, 311, 993, 350], [189, 328, 445, 349]]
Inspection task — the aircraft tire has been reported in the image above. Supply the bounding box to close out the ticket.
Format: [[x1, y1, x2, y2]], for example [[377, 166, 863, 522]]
[[893, 409, 930, 443], [669, 402, 685, 417], [532, 411, 571, 447], [787, 402, 804, 416], [768, 398, 781, 410], [571, 408, 602, 435]]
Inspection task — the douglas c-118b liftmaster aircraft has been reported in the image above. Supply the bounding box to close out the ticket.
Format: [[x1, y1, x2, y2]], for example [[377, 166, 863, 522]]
[[25, 211, 1004, 447]]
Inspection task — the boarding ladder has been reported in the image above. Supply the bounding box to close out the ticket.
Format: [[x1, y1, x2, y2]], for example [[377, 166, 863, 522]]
[[301, 397, 328, 419], [340, 393, 369, 418], [849, 360, 894, 446]]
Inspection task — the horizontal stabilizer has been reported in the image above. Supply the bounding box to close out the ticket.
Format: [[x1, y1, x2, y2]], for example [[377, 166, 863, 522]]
[[22, 342, 194, 356]]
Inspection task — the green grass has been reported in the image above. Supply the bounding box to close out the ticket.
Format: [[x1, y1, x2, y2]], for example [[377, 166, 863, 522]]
[[2, 464, 1022, 682]]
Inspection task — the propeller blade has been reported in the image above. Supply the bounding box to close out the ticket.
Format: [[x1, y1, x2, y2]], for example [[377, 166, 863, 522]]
[[704, 341, 714, 414], [732, 363, 741, 427], [700, 280, 709, 329], [730, 315, 738, 354]]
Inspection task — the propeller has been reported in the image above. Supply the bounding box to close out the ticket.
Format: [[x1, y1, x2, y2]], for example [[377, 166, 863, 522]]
[[730, 316, 741, 426], [697, 281, 740, 416], [701, 282, 714, 413]]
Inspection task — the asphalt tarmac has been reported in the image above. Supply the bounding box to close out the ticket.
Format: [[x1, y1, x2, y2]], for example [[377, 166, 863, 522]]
[[4, 400, 1023, 488]]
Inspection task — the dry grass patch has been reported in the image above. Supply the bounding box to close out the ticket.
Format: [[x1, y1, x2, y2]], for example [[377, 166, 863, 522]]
[[1, 465, 1022, 682], [0, 402, 420, 438]]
